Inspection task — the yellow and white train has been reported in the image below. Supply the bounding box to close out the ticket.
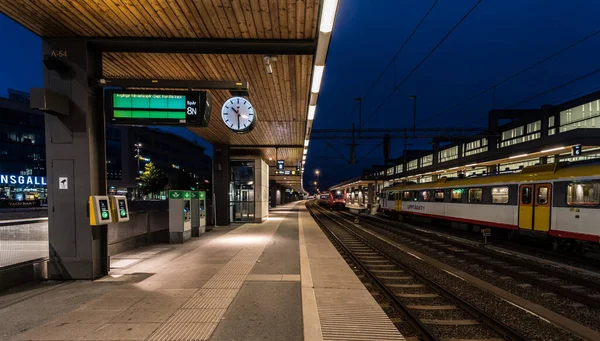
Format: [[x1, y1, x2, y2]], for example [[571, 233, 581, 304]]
[[380, 162, 600, 247]]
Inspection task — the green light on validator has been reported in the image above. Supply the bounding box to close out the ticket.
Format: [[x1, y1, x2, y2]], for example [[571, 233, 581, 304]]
[[120, 209, 127, 217], [101, 211, 109, 219]]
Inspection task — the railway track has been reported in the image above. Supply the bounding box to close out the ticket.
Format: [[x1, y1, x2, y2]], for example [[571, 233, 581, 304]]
[[308, 202, 527, 341], [343, 211, 600, 310]]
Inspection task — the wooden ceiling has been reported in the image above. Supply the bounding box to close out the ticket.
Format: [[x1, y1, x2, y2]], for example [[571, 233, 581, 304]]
[[0, 0, 322, 189], [0, 0, 320, 39], [103, 53, 312, 147]]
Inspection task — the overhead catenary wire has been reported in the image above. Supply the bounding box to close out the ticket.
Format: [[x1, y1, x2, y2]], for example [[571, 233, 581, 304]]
[[425, 28, 600, 121], [505, 67, 600, 109], [361, 0, 485, 128], [347, 0, 440, 118]]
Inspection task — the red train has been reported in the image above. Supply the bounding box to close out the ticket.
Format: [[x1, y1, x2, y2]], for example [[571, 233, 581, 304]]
[[318, 190, 347, 210]]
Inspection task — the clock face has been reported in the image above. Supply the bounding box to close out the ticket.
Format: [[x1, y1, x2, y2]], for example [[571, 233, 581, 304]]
[[221, 97, 256, 133]]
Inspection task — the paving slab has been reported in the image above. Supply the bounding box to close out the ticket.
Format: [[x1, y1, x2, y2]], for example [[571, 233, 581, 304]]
[[251, 208, 300, 275], [209, 281, 303, 341]]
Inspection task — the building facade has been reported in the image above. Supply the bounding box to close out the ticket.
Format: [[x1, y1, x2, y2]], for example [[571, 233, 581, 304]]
[[107, 126, 212, 198], [364, 90, 600, 192], [0, 89, 47, 206]]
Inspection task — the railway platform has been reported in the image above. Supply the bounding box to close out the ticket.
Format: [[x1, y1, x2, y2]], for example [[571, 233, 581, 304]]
[[1, 201, 404, 341]]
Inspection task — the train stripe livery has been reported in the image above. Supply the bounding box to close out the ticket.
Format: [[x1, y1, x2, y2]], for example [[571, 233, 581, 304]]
[[379, 162, 600, 246]]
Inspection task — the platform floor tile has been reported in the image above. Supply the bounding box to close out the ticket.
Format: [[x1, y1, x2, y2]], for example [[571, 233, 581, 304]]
[[167, 309, 227, 323], [148, 322, 218, 341]]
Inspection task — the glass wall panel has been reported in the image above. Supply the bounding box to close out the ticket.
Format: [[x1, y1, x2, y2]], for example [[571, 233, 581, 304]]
[[230, 160, 255, 222]]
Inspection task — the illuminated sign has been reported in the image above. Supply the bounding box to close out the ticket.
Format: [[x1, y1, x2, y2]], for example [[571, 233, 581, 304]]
[[277, 160, 284, 170], [118, 199, 128, 218], [99, 199, 110, 220], [0, 175, 47, 186], [572, 144, 582, 156], [105, 90, 212, 127]]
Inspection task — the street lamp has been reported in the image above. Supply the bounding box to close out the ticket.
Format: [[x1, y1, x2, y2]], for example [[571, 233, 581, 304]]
[[134, 142, 142, 200], [409, 95, 417, 137]]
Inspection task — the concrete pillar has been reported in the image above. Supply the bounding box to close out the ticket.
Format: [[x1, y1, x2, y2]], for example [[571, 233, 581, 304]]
[[213, 145, 230, 226], [368, 184, 375, 207], [43, 39, 107, 280], [269, 180, 277, 208], [541, 104, 552, 138], [358, 186, 363, 206]]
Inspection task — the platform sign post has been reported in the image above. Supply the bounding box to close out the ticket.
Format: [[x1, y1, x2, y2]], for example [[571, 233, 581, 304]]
[[169, 190, 192, 243], [481, 228, 491, 244]]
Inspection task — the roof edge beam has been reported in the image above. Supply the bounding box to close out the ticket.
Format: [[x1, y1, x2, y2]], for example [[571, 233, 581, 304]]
[[229, 144, 304, 148], [85, 38, 317, 55]]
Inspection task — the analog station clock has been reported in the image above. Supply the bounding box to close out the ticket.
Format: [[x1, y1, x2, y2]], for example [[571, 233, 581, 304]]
[[221, 96, 256, 133]]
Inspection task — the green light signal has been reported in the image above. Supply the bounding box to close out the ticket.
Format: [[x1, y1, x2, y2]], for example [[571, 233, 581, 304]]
[[120, 209, 127, 217], [101, 211, 109, 219]]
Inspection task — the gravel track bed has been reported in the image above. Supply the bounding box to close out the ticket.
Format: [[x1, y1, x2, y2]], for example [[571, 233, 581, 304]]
[[330, 235, 419, 339], [347, 221, 584, 341], [372, 214, 600, 279], [369, 223, 600, 334], [411, 308, 472, 320]]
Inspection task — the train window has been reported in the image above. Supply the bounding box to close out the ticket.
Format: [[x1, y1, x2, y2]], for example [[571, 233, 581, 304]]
[[492, 187, 509, 204], [468, 188, 483, 203], [567, 182, 600, 206], [434, 190, 444, 202], [422, 191, 431, 201], [387, 191, 395, 200], [521, 187, 532, 204], [450, 189, 463, 202], [412, 191, 418, 201], [537, 187, 549, 205], [403, 191, 411, 200]]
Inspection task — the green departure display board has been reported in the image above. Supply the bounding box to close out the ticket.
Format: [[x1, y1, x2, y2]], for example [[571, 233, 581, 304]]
[[105, 90, 212, 127]]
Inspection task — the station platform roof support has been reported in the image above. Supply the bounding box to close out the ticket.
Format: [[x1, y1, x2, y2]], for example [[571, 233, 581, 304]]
[[0, 0, 339, 279]]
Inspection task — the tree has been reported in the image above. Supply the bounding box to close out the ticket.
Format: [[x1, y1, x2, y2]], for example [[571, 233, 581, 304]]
[[136, 162, 167, 197]]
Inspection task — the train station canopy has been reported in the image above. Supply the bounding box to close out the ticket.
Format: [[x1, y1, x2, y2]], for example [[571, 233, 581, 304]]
[[0, 0, 339, 193]]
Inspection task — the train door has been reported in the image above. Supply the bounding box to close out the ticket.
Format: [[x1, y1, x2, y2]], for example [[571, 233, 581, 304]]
[[395, 191, 402, 211], [518, 183, 552, 232]]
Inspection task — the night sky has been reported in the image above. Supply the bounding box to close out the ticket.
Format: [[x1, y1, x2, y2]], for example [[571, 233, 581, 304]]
[[2, 1, 600, 191]]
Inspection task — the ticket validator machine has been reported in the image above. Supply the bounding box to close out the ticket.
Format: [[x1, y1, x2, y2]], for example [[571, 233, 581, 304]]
[[169, 190, 192, 243], [109, 195, 130, 223], [89, 195, 113, 226], [88, 195, 112, 278], [190, 191, 208, 237]]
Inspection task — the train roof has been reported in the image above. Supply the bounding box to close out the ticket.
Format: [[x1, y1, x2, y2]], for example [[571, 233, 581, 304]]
[[384, 161, 600, 191]]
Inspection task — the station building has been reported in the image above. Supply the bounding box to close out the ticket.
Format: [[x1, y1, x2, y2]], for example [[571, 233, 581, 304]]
[[331, 90, 600, 208], [0, 89, 47, 206]]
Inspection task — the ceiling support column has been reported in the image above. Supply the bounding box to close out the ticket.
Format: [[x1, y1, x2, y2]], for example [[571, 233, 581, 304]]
[[43, 38, 108, 279]]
